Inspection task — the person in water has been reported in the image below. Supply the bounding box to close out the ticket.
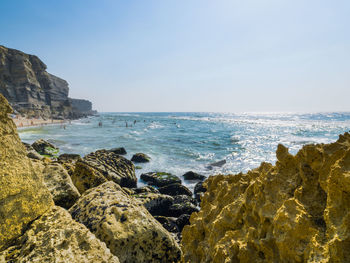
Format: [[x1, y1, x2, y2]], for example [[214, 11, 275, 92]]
[[98, 121, 102, 127]]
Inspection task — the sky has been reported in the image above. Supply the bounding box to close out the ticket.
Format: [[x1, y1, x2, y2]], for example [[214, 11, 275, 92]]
[[1, 0, 349, 112]]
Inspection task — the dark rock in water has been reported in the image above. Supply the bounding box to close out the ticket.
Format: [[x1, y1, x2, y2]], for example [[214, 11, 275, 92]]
[[206, 159, 226, 170], [58, 153, 81, 163], [23, 142, 43, 160], [133, 186, 160, 194], [176, 214, 191, 232], [42, 163, 80, 209], [154, 216, 179, 233], [140, 172, 181, 187], [109, 147, 127, 155], [131, 153, 151, 163], [158, 183, 192, 197], [32, 139, 59, 157], [133, 192, 174, 216], [166, 195, 199, 217], [182, 171, 206, 181], [194, 181, 207, 203]]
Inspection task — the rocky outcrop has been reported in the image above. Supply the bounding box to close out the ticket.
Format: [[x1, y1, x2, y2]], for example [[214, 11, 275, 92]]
[[69, 98, 96, 116], [0, 45, 94, 119], [69, 181, 182, 263], [182, 133, 350, 263], [131, 153, 151, 163], [0, 94, 53, 250], [0, 206, 119, 263], [141, 172, 181, 187]]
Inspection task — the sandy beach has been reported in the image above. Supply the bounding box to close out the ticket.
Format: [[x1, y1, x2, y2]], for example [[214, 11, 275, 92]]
[[12, 116, 66, 128]]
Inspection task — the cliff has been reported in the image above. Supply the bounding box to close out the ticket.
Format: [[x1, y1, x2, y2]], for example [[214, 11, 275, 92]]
[[69, 98, 97, 115], [0, 45, 94, 119], [181, 133, 350, 262]]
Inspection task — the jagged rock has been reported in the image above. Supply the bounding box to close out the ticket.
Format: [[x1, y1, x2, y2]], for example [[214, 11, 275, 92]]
[[176, 214, 191, 232], [42, 163, 80, 209], [23, 142, 43, 160], [71, 160, 108, 194], [109, 147, 127, 155], [0, 94, 53, 250], [58, 153, 81, 163], [141, 172, 181, 187], [0, 45, 94, 119], [182, 171, 206, 181], [69, 181, 182, 263], [167, 195, 199, 217], [32, 138, 59, 157], [131, 153, 151, 163], [158, 183, 192, 197], [133, 185, 160, 194], [0, 206, 119, 263], [193, 181, 207, 203], [133, 192, 174, 216], [182, 133, 350, 263], [154, 216, 179, 233]]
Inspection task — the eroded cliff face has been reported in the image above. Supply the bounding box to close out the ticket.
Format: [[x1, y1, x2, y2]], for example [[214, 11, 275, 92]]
[[181, 133, 350, 263], [0, 45, 93, 119]]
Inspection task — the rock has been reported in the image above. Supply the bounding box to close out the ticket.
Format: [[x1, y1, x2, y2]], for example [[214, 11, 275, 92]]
[[0, 94, 53, 250], [182, 171, 206, 181], [0, 45, 94, 119], [141, 172, 181, 187], [167, 195, 199, 218], [0, 206, 119, 263], [154, 216, 179, 233], [58, 153, 82, 163], [194, 181, 207, 203], [71, 160, 108, 194], [23, 142, 43, 160], [133, 192, 174, 216], [32, 138, 59, 157], [42, 163, 80, 209], [133, 185, 160, 194], [69, 98, 96, 116], [69, 181, 182, 263], [181, 133, 350, 263], [176, 214, 191, 232], [71, 150, 137, 193], [131, 152, 151, 163], [158, 183, 192, 197], [206, 159, 226, 170], [109, 147, 127, 155]]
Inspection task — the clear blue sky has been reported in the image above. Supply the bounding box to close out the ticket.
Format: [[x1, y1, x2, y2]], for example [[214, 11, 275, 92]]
[[1, 0, 349, 112]]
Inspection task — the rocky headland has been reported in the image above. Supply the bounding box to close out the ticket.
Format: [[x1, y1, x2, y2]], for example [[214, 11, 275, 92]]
[[0, 45, 95, 120], [1, 91, 350, 262]]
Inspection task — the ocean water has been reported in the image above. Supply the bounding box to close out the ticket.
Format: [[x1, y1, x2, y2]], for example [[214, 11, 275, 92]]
[[18, 112, 350, 190]]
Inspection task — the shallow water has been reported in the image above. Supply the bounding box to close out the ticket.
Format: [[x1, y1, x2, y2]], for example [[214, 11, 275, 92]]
[[18, 112, 350, 190]]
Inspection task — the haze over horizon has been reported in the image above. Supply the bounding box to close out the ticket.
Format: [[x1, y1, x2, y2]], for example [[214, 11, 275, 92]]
[[1, 0, 349, 112]]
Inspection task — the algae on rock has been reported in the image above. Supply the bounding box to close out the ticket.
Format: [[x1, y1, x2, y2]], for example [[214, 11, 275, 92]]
[[181, 133, 350, 263]]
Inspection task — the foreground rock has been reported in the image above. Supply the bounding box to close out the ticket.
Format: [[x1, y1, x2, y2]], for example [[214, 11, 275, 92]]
[[182, 133, 350, 263], [32, 138, 59, 157], [69, 181, 182, 263], [0, 94, 53, 250], [72, 150, 136, 193], [131, 152, 151, 163], [0, 206, 119, 262], [182, 171, 206, 181], [109, 147, 127, 155], [158, 183, 192, 197], [42, 163, 81, 209], [23, 142, 44, 160], [141, 172, 181, 187]]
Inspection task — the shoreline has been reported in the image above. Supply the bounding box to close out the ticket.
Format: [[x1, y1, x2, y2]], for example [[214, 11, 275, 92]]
[[12, 116, 68, 128]]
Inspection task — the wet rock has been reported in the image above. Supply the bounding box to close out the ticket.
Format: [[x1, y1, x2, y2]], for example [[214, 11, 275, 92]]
[[58, 153, 82, 163], [109, 147, 127, 155], [154, 216, 179, 233], [141, 172, 181, 187], [134, 192, 174, 216], [42, 163, 81, 209], [133, 185, 160, 194], [176, 214, 191, 232], [194, 181, 207, 203], [0, 206, 119, 263], [23, 142, 43, 160], [167, 195, 199, 217], [32, 139, 59, 157], [182, 133, 350, 263], [158, 183, 192, 197], [69, 181, 182, 263], [0, 94, 53, 250], [182, 171, 206, 181], [72, 150, 137, 192], [131, 152, 151, 163], [206, 159, 226, 170]]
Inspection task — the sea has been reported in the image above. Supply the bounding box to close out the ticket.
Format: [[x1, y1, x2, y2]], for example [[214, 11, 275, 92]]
[[18, 112, 350, 190]]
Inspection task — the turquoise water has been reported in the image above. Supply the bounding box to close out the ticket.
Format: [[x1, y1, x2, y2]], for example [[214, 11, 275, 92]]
[[18, 112, 350, 189]]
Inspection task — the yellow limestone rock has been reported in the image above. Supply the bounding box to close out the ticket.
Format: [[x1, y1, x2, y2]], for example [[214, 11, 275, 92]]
[[0, 94, 53, 250], [181, 133, 350, 263]]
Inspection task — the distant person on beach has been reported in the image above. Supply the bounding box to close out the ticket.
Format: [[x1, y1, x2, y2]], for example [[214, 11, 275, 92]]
[[134, 120, 136, 125]]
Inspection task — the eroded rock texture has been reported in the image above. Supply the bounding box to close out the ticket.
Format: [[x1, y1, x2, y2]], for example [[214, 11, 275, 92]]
[[0, 206, 119, 263], [0, 94, 53, 250], [69, 181, 182, 263], [182, 133, 350, 263]]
